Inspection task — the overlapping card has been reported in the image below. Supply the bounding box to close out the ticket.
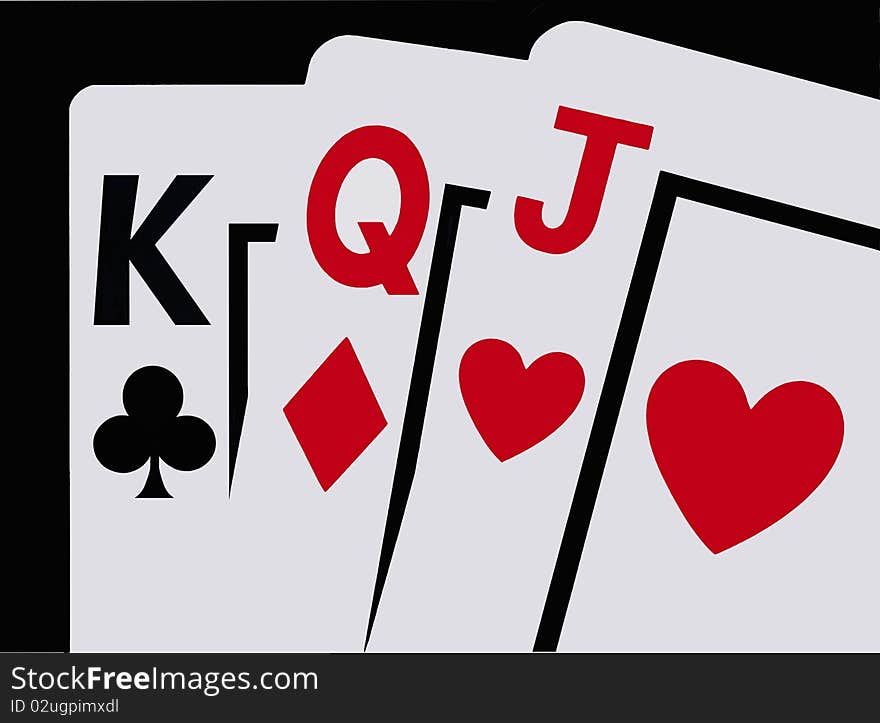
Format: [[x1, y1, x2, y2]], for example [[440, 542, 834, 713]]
[[70, 22, 879, 652]]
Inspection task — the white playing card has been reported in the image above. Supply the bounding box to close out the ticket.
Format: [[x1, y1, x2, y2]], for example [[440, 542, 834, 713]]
[[343, 24, 879, 650], [69, 86, 313, 650], [526, 24, 880, 652], [70, 41, 531, 651], [558, 190, 879, 652], [296, 37, 654, 651], [230, 39, 530, 650], [69, 22, 879, 654], [341, 34, 662, 651]]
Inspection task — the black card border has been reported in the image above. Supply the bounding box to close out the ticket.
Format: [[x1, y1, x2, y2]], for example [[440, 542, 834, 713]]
[[535, 171, 880, 651]]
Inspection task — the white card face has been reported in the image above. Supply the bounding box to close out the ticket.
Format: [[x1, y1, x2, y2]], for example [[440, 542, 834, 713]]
[[69, 23, 879, 653], [70, 84, 449, 651], [524, 24, 879, 651], [559, 198, 880, 652], [70, 86, 311, 651], [303, 35, 662, 652], [322, 26, 878, 650], [69, 42, 529, 651], [229, 46, 527, 651]]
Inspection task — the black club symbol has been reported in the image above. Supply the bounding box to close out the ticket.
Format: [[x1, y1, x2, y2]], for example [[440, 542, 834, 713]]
[[94, 366, 216, 498]]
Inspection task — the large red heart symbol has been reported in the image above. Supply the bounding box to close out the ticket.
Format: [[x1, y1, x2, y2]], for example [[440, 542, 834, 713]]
[[647, 360, 844, 554], [459, 339, 585, 461]]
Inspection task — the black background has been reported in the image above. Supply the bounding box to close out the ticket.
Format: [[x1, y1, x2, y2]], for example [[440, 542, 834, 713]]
[[0, 2, 877, 654]]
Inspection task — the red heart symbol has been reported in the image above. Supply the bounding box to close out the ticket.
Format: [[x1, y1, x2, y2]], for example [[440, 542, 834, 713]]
[[647, 360, 844, 554], [459, 339, 585, 461]]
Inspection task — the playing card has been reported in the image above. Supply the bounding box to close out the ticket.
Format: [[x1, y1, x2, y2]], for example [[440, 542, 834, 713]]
[[347, 24, 879, 651], [229, 39, 530, 650], [69, 86, 309, 650], [296, 37, 653, 650], [70, 40, 530, 651], [555, 179, 878, 651], [69, 22, 879, 654], [523, 24, 879, 651], [304, 37, 655, 651]]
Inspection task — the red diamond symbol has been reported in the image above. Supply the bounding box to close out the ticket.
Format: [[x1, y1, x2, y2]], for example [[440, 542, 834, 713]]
[[283, 338, 388, 491]]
